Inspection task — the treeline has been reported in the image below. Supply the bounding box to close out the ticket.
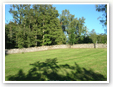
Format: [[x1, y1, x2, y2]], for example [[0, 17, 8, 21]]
[[5, 4, 107, 49], [97, 33, 107, 43], [5, 5, 66, 49]]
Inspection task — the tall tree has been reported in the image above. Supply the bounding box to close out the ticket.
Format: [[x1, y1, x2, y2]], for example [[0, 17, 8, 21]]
[[5, 22, 18, 49], [68, 18, 78, 45], [9, 4, 29, 48], [89, 29, 97, 48], [77, 17, 86, 36], [67, 17, 87, 44], [59, 9, 74, 32], [38, 5, 66, 46]]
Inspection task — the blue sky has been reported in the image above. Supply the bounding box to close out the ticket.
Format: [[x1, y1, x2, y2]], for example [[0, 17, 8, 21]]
[[5, 4, 106, 34]]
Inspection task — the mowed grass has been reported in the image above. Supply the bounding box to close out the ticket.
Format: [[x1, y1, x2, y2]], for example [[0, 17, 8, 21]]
[[5, 48, 107, 81]]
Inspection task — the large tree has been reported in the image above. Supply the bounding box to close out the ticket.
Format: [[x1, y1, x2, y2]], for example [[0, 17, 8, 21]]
[[6, 4, 66, 49], [59, 9, 74, 32], [68, 18, 78, 45], [89, 29, 97, 48], [59, 9, 88, 44], [37, 5, 66, 46]]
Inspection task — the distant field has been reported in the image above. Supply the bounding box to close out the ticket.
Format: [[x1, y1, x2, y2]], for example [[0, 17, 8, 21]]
[[5, 48, 107, 81]]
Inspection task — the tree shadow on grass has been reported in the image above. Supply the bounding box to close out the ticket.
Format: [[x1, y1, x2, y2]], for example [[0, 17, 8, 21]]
[[7, 58, 107, 81]]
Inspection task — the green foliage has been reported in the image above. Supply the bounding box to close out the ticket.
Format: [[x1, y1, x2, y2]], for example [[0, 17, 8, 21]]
[[5, 22, 17, 49], [89, 29, 97, 44], [59, 9, 88, 45], [80, 36, 93, 43], [97, 34, 107, 43], [96, 4, 107, 33], [5, 5, 107, 49], [96, 4, 107, 26], [59, 9, 75, 32], [6, 4, 66, 49], [68, 28, 77, 45]]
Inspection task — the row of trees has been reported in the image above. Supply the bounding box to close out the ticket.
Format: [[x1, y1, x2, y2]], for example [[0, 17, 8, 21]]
[[5, 5, 66, 49], [89, 29, 107, 44], [5, 4, 107, 49]]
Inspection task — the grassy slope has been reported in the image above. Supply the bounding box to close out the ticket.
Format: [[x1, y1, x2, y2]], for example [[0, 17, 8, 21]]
[[5, 48, 107, 81]]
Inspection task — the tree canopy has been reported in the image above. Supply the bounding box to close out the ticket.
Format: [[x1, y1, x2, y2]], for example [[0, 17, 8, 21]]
[[6, 4, 66, 49], [5, 4, 107, 49]]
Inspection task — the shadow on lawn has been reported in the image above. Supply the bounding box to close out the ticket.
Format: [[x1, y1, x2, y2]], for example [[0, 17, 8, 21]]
[[7, 58, 107, 81]]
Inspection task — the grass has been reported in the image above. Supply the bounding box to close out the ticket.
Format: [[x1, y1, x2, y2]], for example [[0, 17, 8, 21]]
[[5, 48, 107, 81]]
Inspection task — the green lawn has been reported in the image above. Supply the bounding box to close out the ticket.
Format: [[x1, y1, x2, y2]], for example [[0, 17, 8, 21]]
[[5, 48, 107, 81]]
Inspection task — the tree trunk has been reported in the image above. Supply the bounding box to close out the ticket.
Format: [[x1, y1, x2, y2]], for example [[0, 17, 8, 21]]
[[94, 43, 97, 48]]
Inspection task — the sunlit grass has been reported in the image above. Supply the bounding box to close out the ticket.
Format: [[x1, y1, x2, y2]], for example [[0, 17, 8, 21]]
[[5, 48, 107, 81]]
